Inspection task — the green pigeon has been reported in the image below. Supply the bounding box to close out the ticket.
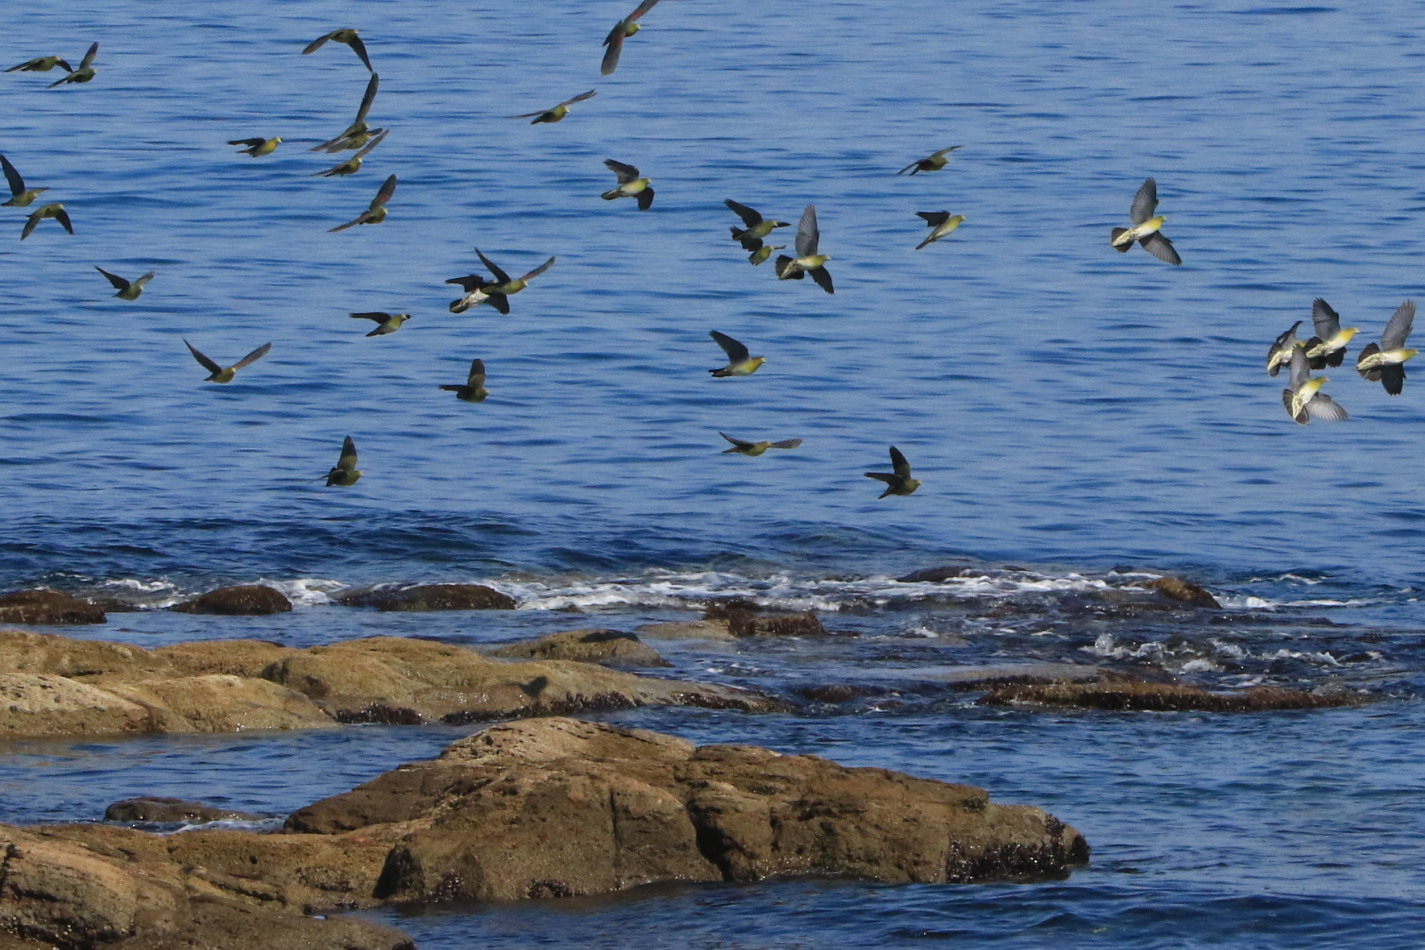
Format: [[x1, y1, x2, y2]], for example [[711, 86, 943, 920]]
[[6, 55, 72, 73], [350, 311, 409, 336], [749, 243, 784, 266], [897, 146, 961, 175], [725, 199, 789, 252], [324, 436, 362, 486], [1356, 300, 1417, 395], [774, 204, 833, 293], [95, 267, 154, 300], [1282, 345, 1347, 424], [446, 250, 554, 315], [1302, 297, 1356, 368], [602, 159, 653, 210], [440, 358, 489, 402], [47, 43, 97, 87], [328, 174, 396, 231], [1110, 177, 1181, 265], [601, 0, 662, 75], [313, 73, 383, 152], [1266, 320, 1304, 377], [310, 128, 387, 176], [303, 29, 373, 71], [708, 330, 764, 377], [229, 136, 282, 157], [1, 154, 48, 207], [20, 202, 72, 240], [914, 211, 965, 250], [507, 89, 596, 124], [184, 340, 272, 383], [720, 432, 801, 456], [865, 446, 921, 497]]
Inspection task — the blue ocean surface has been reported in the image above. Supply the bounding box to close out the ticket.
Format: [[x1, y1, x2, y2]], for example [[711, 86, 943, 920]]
[[3, 0, 1425, 947]]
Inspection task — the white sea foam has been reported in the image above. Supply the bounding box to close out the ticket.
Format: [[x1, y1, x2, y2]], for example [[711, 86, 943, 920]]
[[260, 577, 345, 607]]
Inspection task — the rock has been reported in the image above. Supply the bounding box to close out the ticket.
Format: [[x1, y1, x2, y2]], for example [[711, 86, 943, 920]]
[[979, 672, 1366, 712], [104, 674, 333, 733], [170, 585, 293, 616], [153, 639, 296, 678], [726, 610, 826, 638], [896, 565, 978, 583], [490, 629, 671, 668], [634, 620, 733, 641], [289, 717, 1089, 901], [0, 589, 105, 626], [1137, 576, 1221, 609], [0, 674, 160, 738], [104, 797, 264, 825], [0, 630, 160, 678], [333, 583, 516, 611]]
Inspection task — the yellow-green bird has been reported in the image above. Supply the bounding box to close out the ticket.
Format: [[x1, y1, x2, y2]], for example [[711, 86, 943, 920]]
[[725, 199, 790, 253], [774, 204, 833, 294], [229, 136, 282, 157], [46, 43, 97, 87], [865, 446, 921, 497], [20, 202, 72, 240], [6, 55, 72, 73], [95, 267, 154, 300], [1266, 320, 1304, 377], [601, 0, 663, 75], [508, 89, 596, 124], [914, 211, 965, 250], [720, 432, 801, 456], [708, 330, 765, 377], [440, 358, 489, 402], [313, 73, 382, 152], [1282, 345, 1347, 424], [324, 436, 362, 486], [184, 340, 271, 383], [1110, 177, 1181, 265], [749, 243, 784, 266], [1, 154, 47, 207], [329, 174, 397, 231], [1302, 297, 1356, 368], [897, 146, 962, 175], [310, 128, 387, 177], [302, 29, 373, 72], [351, 311, 409, 336], [446, 250, 555, 315], [1356, 300, 1417, 395], [602, 159, 654, 210]]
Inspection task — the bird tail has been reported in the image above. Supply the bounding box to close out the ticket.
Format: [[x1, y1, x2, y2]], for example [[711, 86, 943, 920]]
[[1109, 228, 1133, 252], [600, 188, 622, 200], [774, 256, 801, 279]]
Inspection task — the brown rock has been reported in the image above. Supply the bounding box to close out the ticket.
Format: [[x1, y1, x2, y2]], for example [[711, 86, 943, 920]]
[[490, 629, 671, 668], [104, 675, 333, 733], [170, 585, 292, 616], [0, 630, 161, 678], [0, 589, 105, 626], [333, 583, 516, 611], [153, 640, 296, 678], [0, 674, 160, 738], [104, 797, 264, 825], [896, 565, 978, 583], [1137, 576, 1221, 608], [726, 610, 826, 638], [980, 672, 1366, 712], [634, 620, 733, 641]]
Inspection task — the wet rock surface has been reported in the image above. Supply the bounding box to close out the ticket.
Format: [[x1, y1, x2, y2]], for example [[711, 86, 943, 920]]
[[489, 628, 671, 667], [0, 589, 106, 626], [104, 797, 265, 825], [979, 671, 1367, 712], [333, 583, 517, 612], [169, 585, 293, 616]]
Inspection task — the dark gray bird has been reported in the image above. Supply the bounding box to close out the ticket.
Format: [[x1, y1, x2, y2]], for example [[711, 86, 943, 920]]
[[725, 199, 789, 253], [6, 55, 72, 73], [601, 0, 662, 75], [1356, 300, 1417, 395], [46, 43, 97, 87], [184, 340, 271, 383], [328, 174, 396, 231], [708, 330, 765, 377], [350, 311, 409, 336], [446, 250, 555, 315], [313, 73, 383, 152], [774, 204, 833, 294], [602, 159, 653, 210], [897, 146, 962, 175], [95, 267, 154, 300], [1, 154, 47, 207], [20, 202, 72, 240], [507, 89, 596, 124], [324, 436, 362, 486], [303, 29, 373, 72], [720, 432, 801, 456], [1110, 177, 1181, 265], [865, 446, 920, 497], [440, 359, 489, 402]]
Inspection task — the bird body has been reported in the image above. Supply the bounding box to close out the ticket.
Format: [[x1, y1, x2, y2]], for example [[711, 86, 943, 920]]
[[1266, 320, 1303, 377], [46, 43, 97, 87], [95, 267, 154, 300], [446, 251, 554, 315], [749, 243, 784, 266], [329, 174, 396, 231], [601, 0, 662, 75], [602, 159, 653, 209], [310, 128, 386, 176], [915, 211, 965, 250], [1356, 300, 1417, 395], [1110, 178, 1181, 265], [313, 74, 382, 152], [303, 30, 373, 71], [1, 154, 47, 207], [440, 359, 489, 402], [351, 311, 409, 336], [228, 136, 281, 157], [725, 199, 789, 251], [865, 446, 920, 497], [184, 340, 271, 383], [897, 146, 961, 175], [325, 436, 362, 486], [508, 89, 596, 123], [1302, 297, 1357, 367], [720, 432, 801, 456], [709, 330, 765, 377], [774, 204, 833, 293], [1282, 345, 1347, 424], [6, 55, 72, 73], [20, 203, 72, 240]]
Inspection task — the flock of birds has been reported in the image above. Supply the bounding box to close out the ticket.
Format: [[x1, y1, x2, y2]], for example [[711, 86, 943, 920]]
[[7, 2, 1414, 496]]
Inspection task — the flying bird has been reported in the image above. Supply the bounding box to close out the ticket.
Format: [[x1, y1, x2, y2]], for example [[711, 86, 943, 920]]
[[228, 136, 282, 157], [602, 159, 653, 210], [313, 73, 383, 152], [1, 154, 47, 207], [6, 55, 72, 73], [324, 436, 362, 486], [725, 199, 789, 253], [897, 146, 962, 175], [350, 311, 409, 336], [1110, 177, 1181, 265], [914, 211, 965, 250], [1356, 300, 1417, 395], [775, 204, 833, 293], [310, 128, 387, 176], [95, 267, 155, 300], [184, 340, 272, 383], [749, 243, 784, 266], [302, 29, 373, 72], [1282, 345, 1347, 424], [708, 330, 765, 377], [507, 89, 596, 124], [46, 43, 97, 87], [1302, 297, 1357, 368], [1266, 320, 1304, 377], [719, 432, 801, 456], [440, 359, 489, 402], [20, 203, 72, 240], [865, 446, 921, 497], [601, 0, 663, 75], [328, 174, 396, 231], [446, 250, 555, 315]]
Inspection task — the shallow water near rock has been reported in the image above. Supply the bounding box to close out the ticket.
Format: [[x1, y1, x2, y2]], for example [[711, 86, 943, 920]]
[[4, 0, 1425, 946]]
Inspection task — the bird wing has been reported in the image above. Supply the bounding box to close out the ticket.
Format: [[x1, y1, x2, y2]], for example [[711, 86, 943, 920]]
[[561, 89, 597, 107], [486, 294, 511, 315], [604, 158, 639, 183], [53, 205, 73, 234], [769, 438, 802, 449], [1129, 178, 1158, 225], [350, 312, 390, 323], [636, 186, 654, 211], [338, 436, 359, 471], [352, 128, 388, 158], [232, 342, 273, 370], [889, 446, 913, 478], [520, 256, 556, 281], [628, 0, 662, 20], [795, 204, 819, 257], [328, 215, 363, 232], [1380, 300, 1416, 349], [1, 154, 26, 197], [896, 158, 923, 175], [446, 274, 490, 291], [467, 359, 486, 386], [303, 32, 335, 54], [346, 33, 373, 71], [95, 267, 130, 291], [1286, 345, 1310, 390], [725, 199, 763, 228], [183, 340, 223, 375], [600, 25, 626, 75], [20, 209, 41, 240], [1305, 393, 1348, 422], [78, 43, 98, 70], [809, 266, 834, 294], [354, 73, 380, 124], [710, 331, 749, 362], [507, 109, 547, 119], [1267, 321, 1301, 376], [916, 211, 950, 227], [131, 271, 156, 289], [1139, 232, 1181, 266], [369, 174, 397, 209], [1379, 364, 1406, 395], [720, 432, 754, 450], [228, 138, 265, 147], [1311, 298, 1341, 337], [475, 249, 512, 284], [865, 472, 898, 485]]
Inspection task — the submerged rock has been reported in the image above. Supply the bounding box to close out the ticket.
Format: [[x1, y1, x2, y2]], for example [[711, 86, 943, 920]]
[[896, 565, 979, 583], [0, 589, 105, 626], [105, 796, 265, 824], [490, 628, 671, 668], [334, 583, 516, 611], [702, 602, 829, 638], [979, 671, 1366, 712], [170, 585, 293, 616], [1137, 576, 1221, 609]]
